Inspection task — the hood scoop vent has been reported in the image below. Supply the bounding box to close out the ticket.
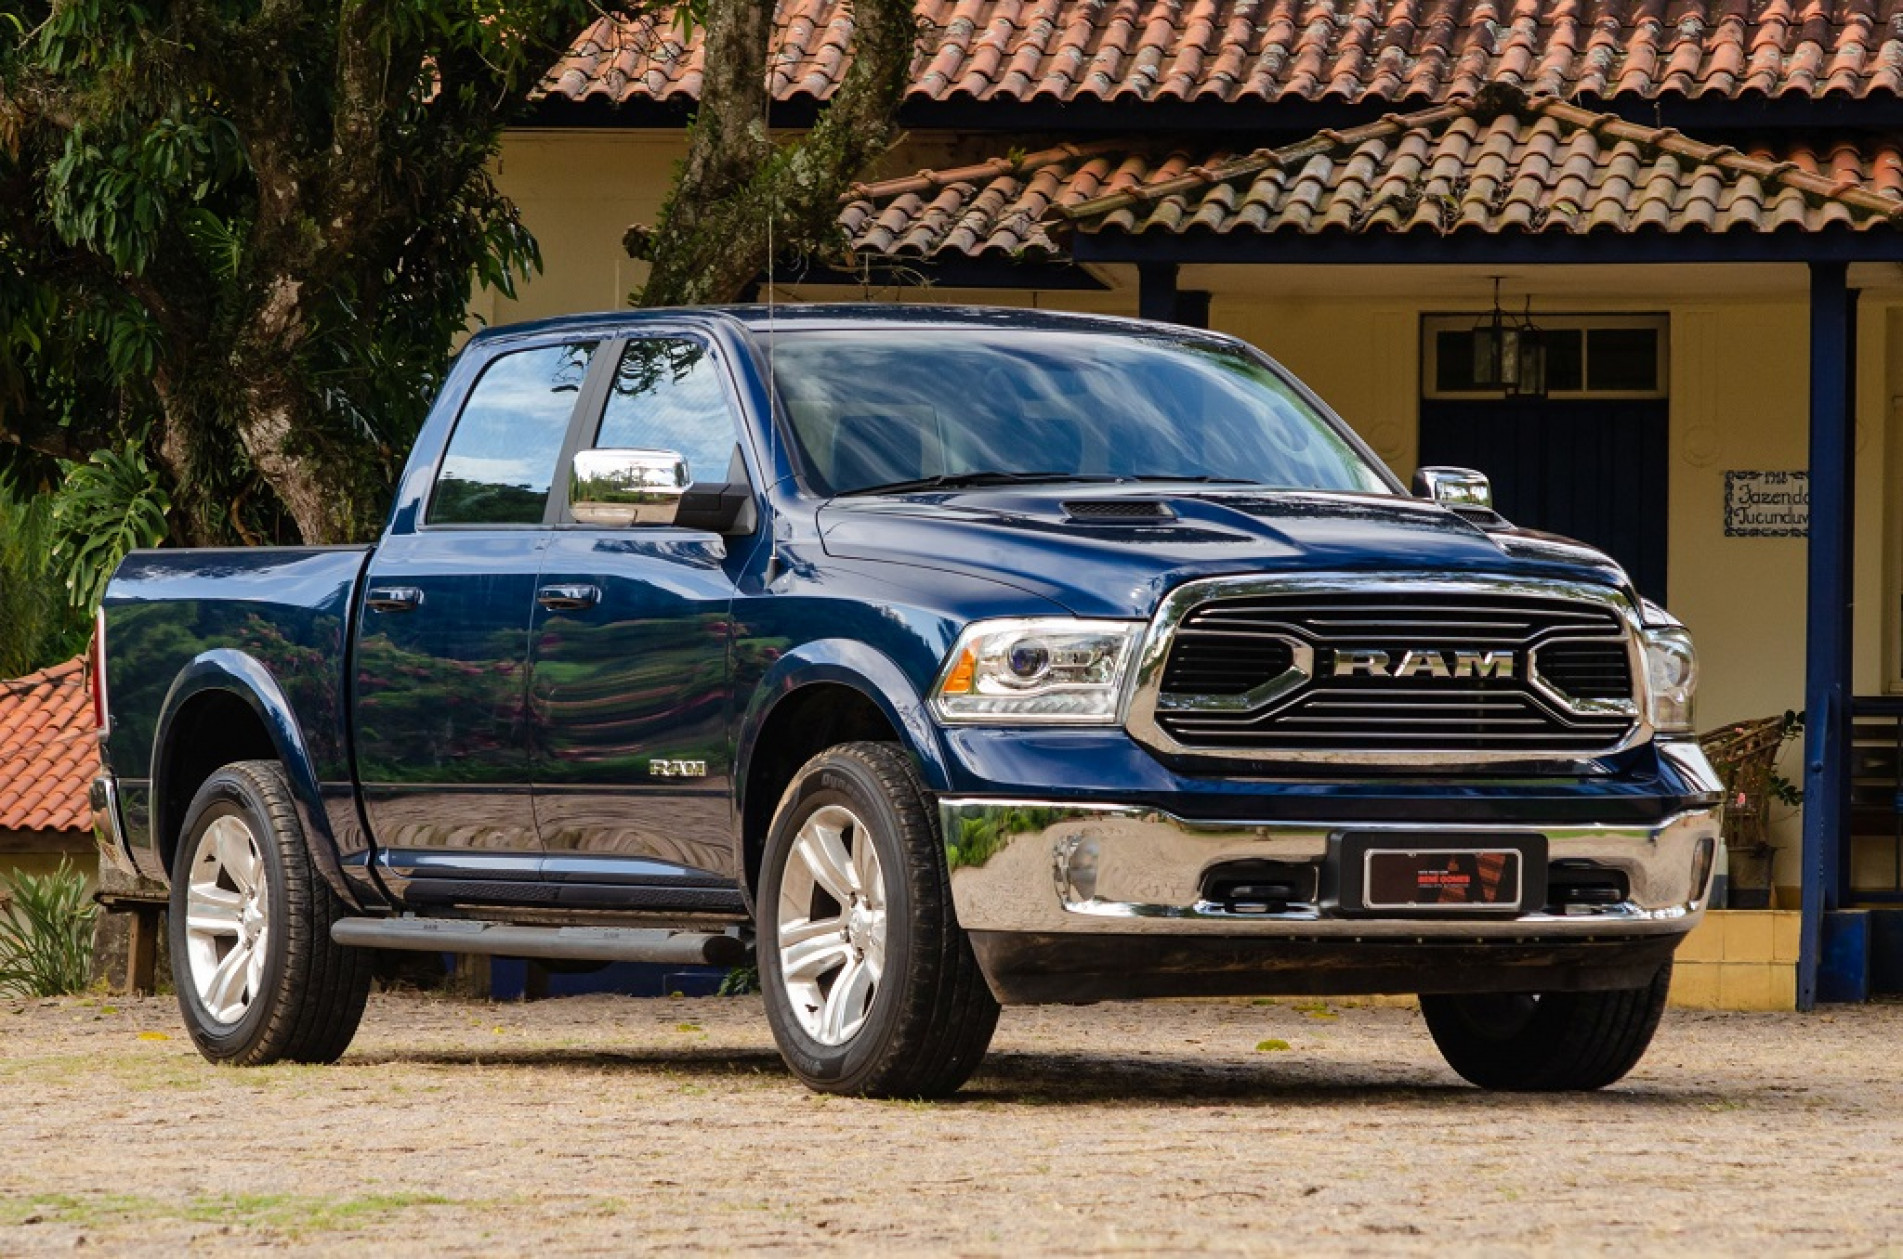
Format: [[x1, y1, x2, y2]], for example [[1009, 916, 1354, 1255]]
[[1062, 499, 1175, 523]]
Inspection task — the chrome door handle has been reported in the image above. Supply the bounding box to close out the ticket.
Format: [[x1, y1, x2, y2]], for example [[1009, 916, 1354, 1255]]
[[365, 586, 423, 613], [536, 583, 601, 611]]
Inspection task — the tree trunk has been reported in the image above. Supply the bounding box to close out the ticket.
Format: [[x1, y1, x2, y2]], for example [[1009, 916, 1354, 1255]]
[[228, 276, 379, 545], [234, 387, 358, 546], [633, 0, 918, 307]]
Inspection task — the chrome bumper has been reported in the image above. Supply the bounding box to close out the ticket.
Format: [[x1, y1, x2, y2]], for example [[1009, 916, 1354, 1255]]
[[90, 775, 138, 879], [941, 799, 1721, 942]]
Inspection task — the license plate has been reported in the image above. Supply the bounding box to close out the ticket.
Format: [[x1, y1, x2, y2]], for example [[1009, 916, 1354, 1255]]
[[1365, 848, 1520, 909], [1337, 834, 1545, 914]]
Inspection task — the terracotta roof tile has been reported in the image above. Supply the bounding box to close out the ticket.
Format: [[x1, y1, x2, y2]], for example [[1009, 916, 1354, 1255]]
[[545, 0, 1903, 106], [0, 658, 95, 835], [838, 88, 1903, 255]]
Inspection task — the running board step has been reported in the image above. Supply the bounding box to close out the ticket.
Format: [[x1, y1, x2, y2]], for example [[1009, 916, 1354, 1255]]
[[331, 918, 748, 967]]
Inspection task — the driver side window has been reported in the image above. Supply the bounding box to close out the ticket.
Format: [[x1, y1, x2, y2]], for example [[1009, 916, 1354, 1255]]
[[594, 338, 743, 486]]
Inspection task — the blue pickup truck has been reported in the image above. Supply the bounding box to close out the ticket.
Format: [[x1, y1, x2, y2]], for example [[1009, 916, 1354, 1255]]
[[92, 305, 1721, 1096]]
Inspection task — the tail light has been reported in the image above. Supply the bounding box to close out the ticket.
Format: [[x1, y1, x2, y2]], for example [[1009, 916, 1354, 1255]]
[[92, 607, 109, 734]]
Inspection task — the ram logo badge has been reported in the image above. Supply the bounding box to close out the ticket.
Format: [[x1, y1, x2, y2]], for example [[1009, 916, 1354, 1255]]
[[1331, 649, 1516, 680], [649, 758, 708, 778]]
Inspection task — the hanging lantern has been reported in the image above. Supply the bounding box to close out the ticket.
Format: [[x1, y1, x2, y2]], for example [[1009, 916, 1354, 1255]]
[[1507, 296, 1547, 398], [1471, 277, 1519, 390]]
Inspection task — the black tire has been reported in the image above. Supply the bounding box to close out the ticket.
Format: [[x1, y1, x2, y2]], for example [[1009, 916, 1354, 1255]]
[[168, 760, 373, 1065], [1419, 962, 1673, 1091], [758, 742, 1000, 1097]]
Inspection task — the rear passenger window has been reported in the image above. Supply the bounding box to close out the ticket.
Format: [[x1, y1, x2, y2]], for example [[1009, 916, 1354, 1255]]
[[594, 338, 741, 486], [430, 342, 596, 525]]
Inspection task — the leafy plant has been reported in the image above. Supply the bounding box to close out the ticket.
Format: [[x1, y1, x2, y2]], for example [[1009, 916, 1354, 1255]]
[[0, 859, 99, 999], [1769, 709, 1807, 808], [3, 1, 627, 546], [716, 964, 759, 996], [49, 442, 170, 612], [0, 486, 88, 675]]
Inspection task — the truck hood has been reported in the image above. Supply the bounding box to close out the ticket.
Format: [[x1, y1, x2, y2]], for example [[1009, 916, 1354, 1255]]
[[817, 488, 1635, 619]]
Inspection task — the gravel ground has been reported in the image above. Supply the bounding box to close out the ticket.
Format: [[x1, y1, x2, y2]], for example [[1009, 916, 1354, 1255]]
[[4, 990, 1902, 1256]]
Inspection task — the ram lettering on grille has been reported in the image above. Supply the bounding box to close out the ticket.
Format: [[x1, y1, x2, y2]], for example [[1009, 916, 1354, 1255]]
[[1329, 649, 1515, 679], [1150, 590, 1638, 757]]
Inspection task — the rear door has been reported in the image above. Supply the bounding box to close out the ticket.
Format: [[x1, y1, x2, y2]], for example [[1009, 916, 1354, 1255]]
[[528, 333, 751, 890], [353, 338, 603, 880]]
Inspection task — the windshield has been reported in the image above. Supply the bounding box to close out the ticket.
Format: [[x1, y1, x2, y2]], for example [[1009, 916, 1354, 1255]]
[[768, 329, 1394, 496]]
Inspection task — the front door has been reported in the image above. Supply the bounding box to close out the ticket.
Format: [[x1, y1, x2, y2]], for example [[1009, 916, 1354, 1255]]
[[354, 339, 600, 878], [1418, 397, 1670, 604], [529, 334, 752, 887]]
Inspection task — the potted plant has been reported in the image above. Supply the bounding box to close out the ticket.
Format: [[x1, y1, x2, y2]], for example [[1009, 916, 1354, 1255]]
[[1698, 711, 1804, 909]]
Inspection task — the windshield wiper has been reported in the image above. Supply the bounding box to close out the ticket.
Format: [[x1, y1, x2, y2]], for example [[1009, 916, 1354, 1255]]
[[1121, 475, 1258, 484], [836, 471, 1124, 496]]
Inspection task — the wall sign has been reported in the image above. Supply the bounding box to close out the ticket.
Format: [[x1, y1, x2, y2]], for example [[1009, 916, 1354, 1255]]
[[1724, 470, 1808, 537]]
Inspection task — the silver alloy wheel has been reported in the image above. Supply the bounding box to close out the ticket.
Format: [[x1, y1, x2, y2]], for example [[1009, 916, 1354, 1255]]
[[183, 815, 271, 1026], [775, 804, 887, 1046]]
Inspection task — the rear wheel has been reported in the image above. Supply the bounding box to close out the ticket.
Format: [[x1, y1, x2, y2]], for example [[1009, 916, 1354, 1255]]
[[168, 760, 373, 1065], [759, 742, 999, 1097], [1419, 962, 1673, 1091]]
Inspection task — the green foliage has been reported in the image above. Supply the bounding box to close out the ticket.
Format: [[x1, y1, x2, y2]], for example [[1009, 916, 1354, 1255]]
[[0, 859, 99, 999], [2, 0, 634, 543], [1769, 709, 1807, 807], [0, 489, 89, 676], [716, 964, 759, 996], [50, 443, 171, 612]]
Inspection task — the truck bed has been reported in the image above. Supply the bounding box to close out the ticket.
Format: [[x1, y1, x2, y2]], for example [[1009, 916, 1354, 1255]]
[[103, 546, 372, 880]]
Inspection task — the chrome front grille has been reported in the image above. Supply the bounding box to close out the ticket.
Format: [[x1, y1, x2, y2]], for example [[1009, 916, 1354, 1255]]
[[1133, 581, 1644, 762]]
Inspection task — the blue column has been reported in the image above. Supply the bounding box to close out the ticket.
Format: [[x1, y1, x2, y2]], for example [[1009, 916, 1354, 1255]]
[[1175, 290, 1213, 329], [1137, 263, 1178, 323], [1800, 261, 1856, 1010]]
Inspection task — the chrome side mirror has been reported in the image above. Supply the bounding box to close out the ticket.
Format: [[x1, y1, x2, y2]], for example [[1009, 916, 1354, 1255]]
[[1412, 466, 1493, 511], [571, 448, 688, 526]]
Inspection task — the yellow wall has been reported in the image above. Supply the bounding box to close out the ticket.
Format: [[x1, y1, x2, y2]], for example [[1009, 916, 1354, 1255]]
[[0, 850, 98, 890], [493, 129, 1903, 893], [488, 131, 691, 325]]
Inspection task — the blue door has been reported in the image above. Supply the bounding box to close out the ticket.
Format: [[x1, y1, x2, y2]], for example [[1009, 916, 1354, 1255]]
[[354, 339, 599, 878], [528, 335, 752, 890], [1418, 398, 1669, 604]]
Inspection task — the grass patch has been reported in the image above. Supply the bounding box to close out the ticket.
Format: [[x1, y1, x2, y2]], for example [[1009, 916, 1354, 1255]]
[[3, 1190, 466, 1238], [1255, 1039, 1292, 1052]]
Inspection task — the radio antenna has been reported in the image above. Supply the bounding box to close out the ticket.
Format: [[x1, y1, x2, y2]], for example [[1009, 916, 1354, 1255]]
[[763, 32, 781, 581]]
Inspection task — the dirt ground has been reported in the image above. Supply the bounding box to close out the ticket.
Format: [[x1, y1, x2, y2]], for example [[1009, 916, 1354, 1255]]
[[4, 991, 1902, 1256]]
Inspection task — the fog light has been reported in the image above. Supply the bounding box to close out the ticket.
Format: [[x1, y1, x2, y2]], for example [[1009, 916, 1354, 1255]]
[[1690, 836, 1716, 903]]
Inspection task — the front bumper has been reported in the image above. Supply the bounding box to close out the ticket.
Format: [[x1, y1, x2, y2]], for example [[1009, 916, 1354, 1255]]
[[940, 798, 1721, 1003]]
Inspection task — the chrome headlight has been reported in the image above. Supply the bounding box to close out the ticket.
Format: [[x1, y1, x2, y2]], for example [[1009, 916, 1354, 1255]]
[[930, 618, 1143, 725], [1641, 624, 1699, 734]]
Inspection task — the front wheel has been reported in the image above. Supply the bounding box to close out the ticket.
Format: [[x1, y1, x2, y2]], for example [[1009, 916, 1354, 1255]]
[[1419, 962, 1673, 1091], [759, 742, 1000, 1097], [168, 760, 373, 1065]]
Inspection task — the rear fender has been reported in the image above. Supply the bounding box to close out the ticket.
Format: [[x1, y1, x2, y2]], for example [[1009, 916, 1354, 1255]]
[[152, 650, 364, 911]]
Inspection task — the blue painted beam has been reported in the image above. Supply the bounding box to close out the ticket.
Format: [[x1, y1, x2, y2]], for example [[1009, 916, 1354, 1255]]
[[1800, 260, 1856, 1010], [762, 258, 1110, 290], [1072, 229, 1903, 266], [525, 93, 1903, 136]]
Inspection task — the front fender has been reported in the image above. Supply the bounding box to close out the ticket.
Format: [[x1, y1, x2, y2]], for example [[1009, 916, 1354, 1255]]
[[736, 638, 954, 803], [151, 650, 363, 911]]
